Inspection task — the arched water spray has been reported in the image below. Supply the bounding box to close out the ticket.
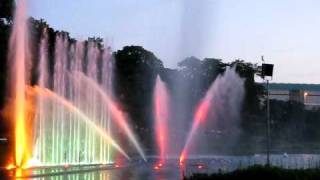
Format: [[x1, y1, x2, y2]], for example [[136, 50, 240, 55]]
[[8, 0, 137, 167], [34, 37, 116, 165], [180, 67, 244, 164], [32, 86, 130, 160], [71, 71, 147, 162]]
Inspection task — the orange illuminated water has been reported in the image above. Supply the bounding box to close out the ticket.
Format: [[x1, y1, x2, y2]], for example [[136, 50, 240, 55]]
[[8, 0, 32, 167]]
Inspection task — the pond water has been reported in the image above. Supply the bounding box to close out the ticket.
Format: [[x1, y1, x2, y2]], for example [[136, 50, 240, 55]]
[[5, 154, 320, 180]]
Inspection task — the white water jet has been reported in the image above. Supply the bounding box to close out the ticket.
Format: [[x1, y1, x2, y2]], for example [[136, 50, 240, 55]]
[[34, 28, 49, 163], [33, 36, 117, 165]]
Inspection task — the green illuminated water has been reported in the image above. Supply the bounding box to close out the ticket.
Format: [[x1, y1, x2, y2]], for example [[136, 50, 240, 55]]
[[33, 34, 114, 165]]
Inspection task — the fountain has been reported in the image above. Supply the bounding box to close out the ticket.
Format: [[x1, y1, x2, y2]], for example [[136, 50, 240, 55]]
[[6, 0, 148, 170], [180, 67, 244, 165], [32, 86, 130, 160], [153, 75, 170, 166], [30, 33, 116, 166], [72, 71, 147, 162], [7, 0, 32, 167], [5, 0, 249, 178]]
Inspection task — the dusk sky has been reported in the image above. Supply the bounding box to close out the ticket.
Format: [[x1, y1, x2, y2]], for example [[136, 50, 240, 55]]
[[28, 0, 320, 83]]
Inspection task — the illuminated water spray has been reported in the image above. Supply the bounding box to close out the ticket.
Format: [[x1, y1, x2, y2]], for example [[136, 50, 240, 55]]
[[34, 28, 48, 164], [153, 75, 170, 165], [33, 37, 115, 165], [32, 87, 130, 160], [7, 0, 141, 168], [179, 86, 212, 165], [8, 0, 31, 167], [180, 67, 244, 165], [72, 71, 147, 161]]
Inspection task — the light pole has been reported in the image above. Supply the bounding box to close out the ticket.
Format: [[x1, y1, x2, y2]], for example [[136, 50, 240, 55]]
[[266, 79, 270, 165], [261, 60, 274, 166]]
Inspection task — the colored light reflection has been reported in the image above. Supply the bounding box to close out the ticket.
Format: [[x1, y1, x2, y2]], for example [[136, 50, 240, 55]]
[[179, 91, 213, 165]]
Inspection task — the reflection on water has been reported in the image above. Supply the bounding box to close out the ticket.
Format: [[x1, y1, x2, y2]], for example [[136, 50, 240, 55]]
[[5, 154, 320, 180], [25, 163, 183, 180]]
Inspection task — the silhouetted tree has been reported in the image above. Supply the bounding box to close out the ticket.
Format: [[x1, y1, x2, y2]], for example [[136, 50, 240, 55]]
[[0, 10, 320, 156], [113, 46, 163, 149], [0, 0, 14, 23]]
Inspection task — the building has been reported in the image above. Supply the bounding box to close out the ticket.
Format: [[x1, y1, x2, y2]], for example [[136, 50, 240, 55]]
[[266, 83, 320, 109]]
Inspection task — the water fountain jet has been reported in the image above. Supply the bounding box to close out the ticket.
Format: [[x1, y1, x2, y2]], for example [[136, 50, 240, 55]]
[[31, 86, 130, 161], [179, 67, 244, 164], [7, 0, 32, 167], [153, 75, 170, 165], [71, 71, 147, 162]]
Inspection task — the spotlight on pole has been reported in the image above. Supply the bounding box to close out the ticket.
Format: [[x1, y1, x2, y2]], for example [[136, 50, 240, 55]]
[[260, 56, 274, 166], [261, 63, 274, 79]]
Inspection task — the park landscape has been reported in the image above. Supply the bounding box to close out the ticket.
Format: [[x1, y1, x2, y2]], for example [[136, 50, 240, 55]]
[[1, 0, 320, 179]]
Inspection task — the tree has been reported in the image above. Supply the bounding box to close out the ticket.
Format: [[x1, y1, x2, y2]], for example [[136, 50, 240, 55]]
[[0, 0, 14, 23], [113, 46, 164, 149], [231, 60, 265, 114]]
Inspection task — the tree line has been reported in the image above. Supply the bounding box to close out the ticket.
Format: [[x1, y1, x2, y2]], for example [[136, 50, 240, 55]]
[[1, 0, 320, 157]]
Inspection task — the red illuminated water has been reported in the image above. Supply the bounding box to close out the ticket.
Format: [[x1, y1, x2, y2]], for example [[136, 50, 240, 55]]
[[179, 91, 213, 165], [179, 67, 244, 165], [153, 75, 170, 165]]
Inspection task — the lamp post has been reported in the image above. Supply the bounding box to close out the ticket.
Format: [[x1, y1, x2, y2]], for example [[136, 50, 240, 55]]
[[266, 79, 270, 165], [261, 60, 274, 166]]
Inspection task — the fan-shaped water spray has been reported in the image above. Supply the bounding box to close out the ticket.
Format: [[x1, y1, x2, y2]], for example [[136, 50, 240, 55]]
[[71, 71, 147, 162], [31, 31, 117, 165], [32, 86, 130, 161], [180, 67, 244, 165]]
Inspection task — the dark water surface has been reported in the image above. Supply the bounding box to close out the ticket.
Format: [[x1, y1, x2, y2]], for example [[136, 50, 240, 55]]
[[3, 154, 320, 180]]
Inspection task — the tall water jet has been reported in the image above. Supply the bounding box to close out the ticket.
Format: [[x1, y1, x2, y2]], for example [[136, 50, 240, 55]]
[[6, 0, 131, 167], [52, 33, 69, 164], [34, 28, 49, 164], [7, 0, 32, 167], [101, 48, 113, 163], [69, 41, 84, 164], [86, 40, 100, 163], [180, 67, 244, 164], [32, 35, 118, 165], [153, 75, 170, 165]]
